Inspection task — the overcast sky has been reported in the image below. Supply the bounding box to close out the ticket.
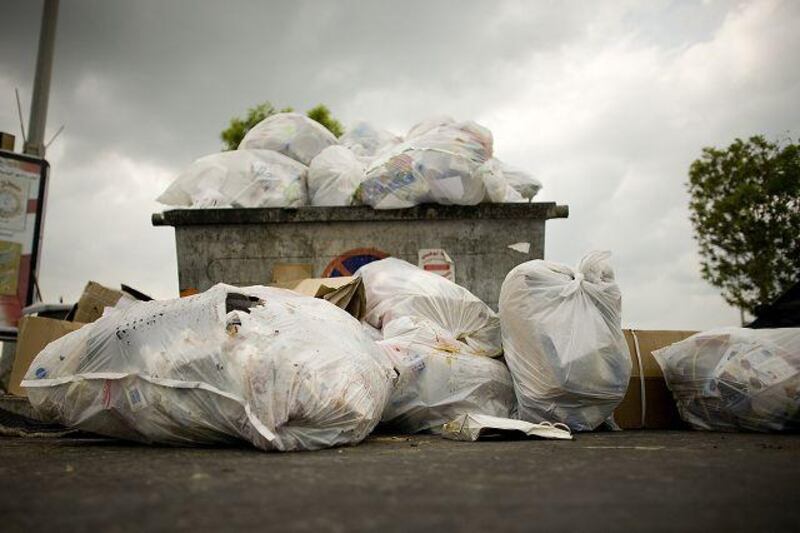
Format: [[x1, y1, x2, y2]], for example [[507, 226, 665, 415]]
[[1, 0, 798, 329]]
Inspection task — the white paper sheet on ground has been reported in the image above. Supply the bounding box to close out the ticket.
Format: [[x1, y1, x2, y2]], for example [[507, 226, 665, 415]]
[[441, 413, 573, 441]]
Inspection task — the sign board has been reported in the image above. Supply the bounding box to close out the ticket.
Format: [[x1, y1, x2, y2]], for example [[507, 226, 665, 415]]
[[0, 151, 48, 329], [418, 248, 455, 282], [323, 247, 389, 277]]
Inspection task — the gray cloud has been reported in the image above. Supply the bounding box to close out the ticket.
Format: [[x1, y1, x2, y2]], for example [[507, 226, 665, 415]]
[[1, 0, 797, 329]]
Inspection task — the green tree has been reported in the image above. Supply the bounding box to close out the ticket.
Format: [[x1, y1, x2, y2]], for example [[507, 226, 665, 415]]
[[306, 104, 344, 138], [220, 102, 343, 150], [687, 135, 800, 316]]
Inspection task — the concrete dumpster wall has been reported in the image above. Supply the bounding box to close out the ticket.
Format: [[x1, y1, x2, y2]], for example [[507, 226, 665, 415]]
[[152, 203, 568, 309]]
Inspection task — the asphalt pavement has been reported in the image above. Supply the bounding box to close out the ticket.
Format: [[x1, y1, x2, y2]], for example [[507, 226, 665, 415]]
[[0, 430, 798, 532]]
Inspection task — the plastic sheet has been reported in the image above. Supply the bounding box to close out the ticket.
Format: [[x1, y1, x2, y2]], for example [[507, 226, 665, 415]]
[[22, 285, 394, 451], [307, 146, 367, 206], [358, 258, 502, 357], [653, 327, 800, 432], [156, 149, 308, 208], [339, 121, 402, 158], [379, 316, 514, 433], [499, 251, 631, 431], [356, 120, 493, 208], [238, 112, 338, 165]]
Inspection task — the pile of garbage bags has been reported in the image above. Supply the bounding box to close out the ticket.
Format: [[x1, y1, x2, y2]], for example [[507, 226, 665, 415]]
[[356, 258, 513, 433], [22, 253, 798, 453], [157, 150, 308, 208], [654, 327, 800, 432], [359, 257, 502, 357], [377, 316, 515, 433], [22, 285, 394, 451], [157, 113, 543, 209]]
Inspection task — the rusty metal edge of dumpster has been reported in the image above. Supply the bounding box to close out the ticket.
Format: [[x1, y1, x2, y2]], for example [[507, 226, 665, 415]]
[[151, 202, 569, 227]]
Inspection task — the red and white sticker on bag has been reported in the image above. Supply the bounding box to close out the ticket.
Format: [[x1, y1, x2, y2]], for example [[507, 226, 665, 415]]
[[418, 249, 455, 282]]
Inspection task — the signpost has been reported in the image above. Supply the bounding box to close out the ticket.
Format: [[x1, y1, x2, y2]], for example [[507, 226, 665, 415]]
[[0, 151, 48, 332]]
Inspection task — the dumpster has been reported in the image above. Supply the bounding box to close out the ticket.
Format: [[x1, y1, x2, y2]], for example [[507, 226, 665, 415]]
[[152, 203, 568, 309]]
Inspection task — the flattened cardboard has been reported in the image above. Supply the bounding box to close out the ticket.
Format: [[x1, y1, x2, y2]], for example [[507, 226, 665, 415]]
[[280, 276, 366, 321], [272, 263, 314, 284], [614, 329, 697, 429], [8, 316, 85, 396], [74, 281, 125, 323]]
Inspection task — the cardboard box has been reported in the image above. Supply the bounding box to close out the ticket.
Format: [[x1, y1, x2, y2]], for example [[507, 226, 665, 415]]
[[8, 316, 85, 396], [0, 132, 14, 152], [73, 281, 127, 323], [271, 263, 314, 284], [279, 276, 366, 321], [613, 329, 697, 429]]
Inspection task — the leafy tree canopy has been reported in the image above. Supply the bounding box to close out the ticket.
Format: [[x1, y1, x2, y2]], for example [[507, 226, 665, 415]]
[[306, 104, 344, 138], [687, 135, 800, 314], [220, 102, 343, 151]]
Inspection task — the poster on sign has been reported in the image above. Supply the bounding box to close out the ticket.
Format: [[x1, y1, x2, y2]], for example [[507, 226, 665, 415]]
[[418, 248, 455, 282], [0, 152, 48, 330]]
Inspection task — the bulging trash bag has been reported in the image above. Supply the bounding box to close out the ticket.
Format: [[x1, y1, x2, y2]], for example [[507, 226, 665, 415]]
[[502, 162, 541, 201], [22, 284, 394, 452], [356, 120, 493, 209], [476, 158, 524, 203], [653, 327, 800, 432], [339, 121, 402, 158], [358, 257, 502, 357], [238, 112, 338, 165], [307, 146, 367, 206], [406, 115, 456, 140], [379, 316, 514, 433], [499, 251, 631, 431], [157, 149, 308, 208], [477, 158, 541, 203]]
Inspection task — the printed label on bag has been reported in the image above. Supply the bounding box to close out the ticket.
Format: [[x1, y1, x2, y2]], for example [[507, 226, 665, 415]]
[[126, 386, 148, 411]]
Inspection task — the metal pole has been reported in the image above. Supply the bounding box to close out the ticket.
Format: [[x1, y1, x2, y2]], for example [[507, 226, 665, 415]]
[[23, 0, 59, 158]]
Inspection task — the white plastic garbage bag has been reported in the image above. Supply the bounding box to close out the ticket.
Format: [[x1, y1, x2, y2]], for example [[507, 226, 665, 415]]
[[406, 115, 456, 140], [238, 112, 338, 165], [22, 284, 394, 451], [653, 327, 800, 432], [307, 146, 367, 206], [379, 316, 514, 433], [356, 120, 493, 208], [157, 149, 308, 208], [358, 257, 502, 357], [476, 158, 523, 203], [499, 251, 631, 431], [339, 121, 402, 158], [476, 158, 541, 203], [502, 162, 542, 201]]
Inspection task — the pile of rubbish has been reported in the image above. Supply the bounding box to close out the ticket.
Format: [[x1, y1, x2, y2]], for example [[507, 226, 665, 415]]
[[157, 113, 542, 210], [19, 254, 800, 452], [654, 328, 800, 432]]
